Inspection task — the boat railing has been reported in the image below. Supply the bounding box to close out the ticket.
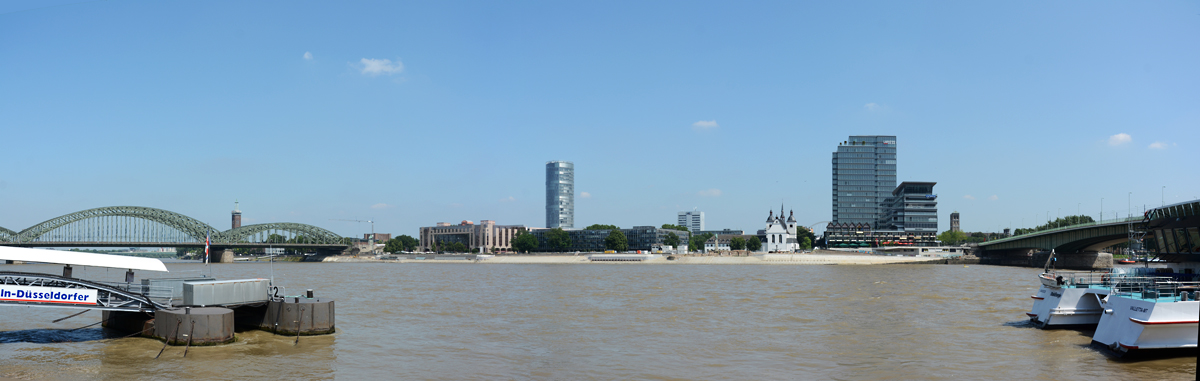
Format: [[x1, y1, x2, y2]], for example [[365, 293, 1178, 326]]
[[1044, 270, 1113, 287], [94, 281, 176, 306], [1124, 280, 1200, 302]]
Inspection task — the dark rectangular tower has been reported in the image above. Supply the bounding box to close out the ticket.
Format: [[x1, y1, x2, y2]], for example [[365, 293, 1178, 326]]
[[832, 135, 897, 226]]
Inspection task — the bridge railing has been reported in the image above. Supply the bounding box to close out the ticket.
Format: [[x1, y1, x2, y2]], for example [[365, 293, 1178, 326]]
[[980, 216, 1143, 246]]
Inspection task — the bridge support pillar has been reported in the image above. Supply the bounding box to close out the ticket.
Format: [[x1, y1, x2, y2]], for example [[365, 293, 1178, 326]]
[[206, 249, 234, 263]]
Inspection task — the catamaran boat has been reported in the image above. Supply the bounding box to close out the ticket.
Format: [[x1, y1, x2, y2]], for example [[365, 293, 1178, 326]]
[[1089, 199, 1200, 357]]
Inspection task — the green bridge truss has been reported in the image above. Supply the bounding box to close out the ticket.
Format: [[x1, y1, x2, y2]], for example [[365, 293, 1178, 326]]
[[978, 217, 1143, 253], [0, 206, 345, 246]]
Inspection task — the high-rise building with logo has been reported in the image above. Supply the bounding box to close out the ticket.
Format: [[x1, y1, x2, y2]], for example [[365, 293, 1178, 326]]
[[677, 210, 704, 233], [546, 161, 574, 229], [832, 135, 897, 226]]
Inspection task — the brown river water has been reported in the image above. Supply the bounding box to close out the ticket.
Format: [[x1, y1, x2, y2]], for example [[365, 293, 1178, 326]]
[[0, 261, 1194, 380]]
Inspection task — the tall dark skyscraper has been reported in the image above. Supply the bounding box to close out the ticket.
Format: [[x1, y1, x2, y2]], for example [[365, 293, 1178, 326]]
[[832, 135, 897, 226], [545, 161, 574, 229]]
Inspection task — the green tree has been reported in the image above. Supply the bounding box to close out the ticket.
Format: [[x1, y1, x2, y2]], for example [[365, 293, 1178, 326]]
[[689, 233, 714, 252], [795, 226, 817, 250], [511, 231, 538, 253], [729, 237, 746, 250], [938, 230, 968, 245], [266, 234, 287, 244], [384, 238, 404, 253], [396, 235, 419, 252], [661, 224, 690, 232], [798, 236, 813, 250], [449, 242, 466, 253], [664, 232, 680, 248], [547, 228, 572, 252], [747, 236, 762, 251], [605, 230, 628, 251], [585, 224, 620, 230]]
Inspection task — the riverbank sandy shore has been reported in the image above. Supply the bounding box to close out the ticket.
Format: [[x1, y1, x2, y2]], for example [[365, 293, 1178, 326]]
[[322, 253, 950, 265]]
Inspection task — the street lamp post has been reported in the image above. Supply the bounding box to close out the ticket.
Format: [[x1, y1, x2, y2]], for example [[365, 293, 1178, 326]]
[[1128, 192, 1131, 219], [1162, 186, 1166, 207]]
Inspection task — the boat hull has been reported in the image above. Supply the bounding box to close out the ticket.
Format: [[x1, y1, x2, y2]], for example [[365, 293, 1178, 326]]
[[1091, 295, 1199, 357], [1028, 285, 1108, 328]]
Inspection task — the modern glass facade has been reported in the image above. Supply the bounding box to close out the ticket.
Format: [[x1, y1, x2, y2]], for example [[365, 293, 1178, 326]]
[[832, 135, 897, 225], [546, 161, 574, 229], [879, 181, 938, 232]]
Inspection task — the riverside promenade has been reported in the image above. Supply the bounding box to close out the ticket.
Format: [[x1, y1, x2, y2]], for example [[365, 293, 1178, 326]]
[[321, 251, 958, 265]]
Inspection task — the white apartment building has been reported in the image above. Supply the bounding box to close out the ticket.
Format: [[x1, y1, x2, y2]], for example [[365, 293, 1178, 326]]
[[677, 210, 705, 233]]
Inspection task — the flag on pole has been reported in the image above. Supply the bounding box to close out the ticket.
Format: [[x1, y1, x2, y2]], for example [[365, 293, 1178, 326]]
[[205, 229, 211, 263]]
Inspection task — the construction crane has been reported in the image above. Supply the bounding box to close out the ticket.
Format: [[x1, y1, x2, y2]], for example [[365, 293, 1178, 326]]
[[330, 218, 376, 254]]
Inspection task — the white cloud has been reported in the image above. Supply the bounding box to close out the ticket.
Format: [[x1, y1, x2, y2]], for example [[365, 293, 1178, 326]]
[[864, 103, 881, 112], [988, 195, 999, 201], [698, 189, 722, 197], [1108, 133, 1132, 146], [371, 203, 391, 209], [303, 51, 312, 60], [963, 195, 975, 200], [580, 192, 591, 199], [359, 58, 404, 76], [1149, 141, 1168, 150], [500, 196, 516, 202], [692, 120, 719, 131]]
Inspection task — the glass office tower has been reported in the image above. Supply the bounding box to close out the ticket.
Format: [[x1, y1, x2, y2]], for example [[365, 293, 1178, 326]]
[[831, 136, 896, 226], [546, 161, 574, 229]]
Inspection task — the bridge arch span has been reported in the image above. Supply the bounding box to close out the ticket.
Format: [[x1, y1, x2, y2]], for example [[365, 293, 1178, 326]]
[[0, 227, 15, 242], [16, 206, 219, 243], [221, 223, 344, 245]]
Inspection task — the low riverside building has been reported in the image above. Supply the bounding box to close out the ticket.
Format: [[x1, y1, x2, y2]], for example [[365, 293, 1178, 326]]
[[419, 220, 526, 252], [823, 222, 938, 247], [703, 234, 760, 252], [528, 226, 689, 252]]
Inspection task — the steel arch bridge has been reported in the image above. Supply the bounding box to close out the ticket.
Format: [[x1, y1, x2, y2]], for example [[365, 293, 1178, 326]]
[[978, 217, 1143, 254], [0, 206, 347, 249]]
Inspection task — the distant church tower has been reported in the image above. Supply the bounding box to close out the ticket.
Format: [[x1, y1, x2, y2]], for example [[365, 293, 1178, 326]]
[[232, 201, 242, 229], [950, 212, 960, 233]]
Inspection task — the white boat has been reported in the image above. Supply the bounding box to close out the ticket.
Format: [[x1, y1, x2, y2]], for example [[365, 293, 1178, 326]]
[[1087, 199, 1200, 357], [1091, 279, 1198, 356], [1027, 270, 1111, 328]]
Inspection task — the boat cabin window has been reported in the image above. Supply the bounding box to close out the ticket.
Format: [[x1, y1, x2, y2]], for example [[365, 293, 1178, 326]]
[[1188, 228, 1200, 253], [1185, 269, 1194, 275]]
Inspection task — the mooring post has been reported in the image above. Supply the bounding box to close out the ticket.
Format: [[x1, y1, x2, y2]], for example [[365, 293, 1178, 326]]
[[306, 289, 313, 299], [183, 321, 195, 357]]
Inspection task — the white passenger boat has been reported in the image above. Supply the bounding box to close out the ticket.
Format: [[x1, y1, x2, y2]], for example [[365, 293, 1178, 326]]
[[1090, 276, 1198, 356], [1088, 199, 1200, 357], [1027, 269, 1112, 328]]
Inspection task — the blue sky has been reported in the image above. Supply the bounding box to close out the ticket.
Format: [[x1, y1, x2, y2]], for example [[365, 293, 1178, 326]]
[[1, 1, 1197, 238]]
